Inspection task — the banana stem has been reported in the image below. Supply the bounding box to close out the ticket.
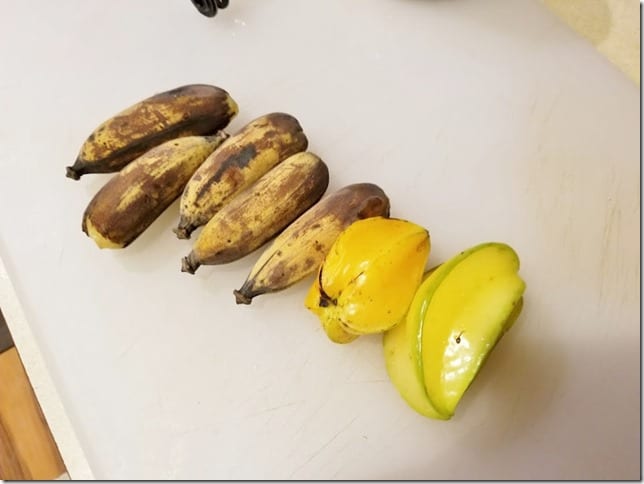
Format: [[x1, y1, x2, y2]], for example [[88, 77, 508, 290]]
[[233, 289, 253, 305], [181, 253, 200, 274], [65, 166, 81, 180], [173, 225, 193, 240]]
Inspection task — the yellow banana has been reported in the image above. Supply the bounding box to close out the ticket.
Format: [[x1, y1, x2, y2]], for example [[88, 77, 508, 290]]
[[181, 152, 329, 273], [67, 84, 237, 180], [82, 133, 227, 249], [174, 112, 308, 239], [233, 183, 390, 305]]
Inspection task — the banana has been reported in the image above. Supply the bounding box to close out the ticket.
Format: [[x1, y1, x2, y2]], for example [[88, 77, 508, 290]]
[[82, 133, 227, 248], [233, 183, 390, 305], [174, 112, 308, 239], [67, 84, 237, 180], [181, 152, 329, 273]]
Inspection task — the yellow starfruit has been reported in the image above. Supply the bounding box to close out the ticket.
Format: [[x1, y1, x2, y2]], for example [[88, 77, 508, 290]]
[[305, 217, 430, 343]]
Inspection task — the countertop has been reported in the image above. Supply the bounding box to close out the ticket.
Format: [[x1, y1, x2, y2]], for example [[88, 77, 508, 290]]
[[0, 0, 639, 479]]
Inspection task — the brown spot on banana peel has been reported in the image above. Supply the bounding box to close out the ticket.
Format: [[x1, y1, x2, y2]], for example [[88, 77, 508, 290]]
[[234, 183, 390, 304], [213, 144, 258, 180], [191, 152, 329, 272], [67, 84, 237, 180], [195, 113, 307, 202], [174, 113, 308, 237], [357, 194, 391, 219], [194, 144, 258, 201]]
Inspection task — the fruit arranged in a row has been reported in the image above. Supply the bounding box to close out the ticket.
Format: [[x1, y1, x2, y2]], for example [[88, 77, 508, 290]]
[[70, 83, 527, 421], [235, 183, 390, 305], [74, 84, 390, 302]]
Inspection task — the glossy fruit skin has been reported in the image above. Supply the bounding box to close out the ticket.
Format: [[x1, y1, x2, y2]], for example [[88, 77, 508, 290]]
[[305, 217, 430, 342], [421, 243, 525, 417], [383, 303, 448, 419], [384, 243, 525, 419], [410, 243, 525, 418], [383, 266, 448, 419]]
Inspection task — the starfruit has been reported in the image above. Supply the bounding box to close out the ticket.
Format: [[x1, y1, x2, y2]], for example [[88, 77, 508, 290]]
[[383, 242, 526, 419], [305, 217, 430, 343]]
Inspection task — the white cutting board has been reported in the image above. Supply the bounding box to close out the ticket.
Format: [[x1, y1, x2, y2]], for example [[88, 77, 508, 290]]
[[0, 0, 639, 479]]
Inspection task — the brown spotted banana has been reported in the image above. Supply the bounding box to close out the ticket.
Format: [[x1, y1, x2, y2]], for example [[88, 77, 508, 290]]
[[173, 112, 308, 239], [181, 152, 329, 274], [233, 183, 390, 304], [82, 133, 227, 249], [67, 84, 237, 180]]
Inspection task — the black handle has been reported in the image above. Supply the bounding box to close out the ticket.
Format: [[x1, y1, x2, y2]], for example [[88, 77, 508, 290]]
[[191, 0, 229, 17]]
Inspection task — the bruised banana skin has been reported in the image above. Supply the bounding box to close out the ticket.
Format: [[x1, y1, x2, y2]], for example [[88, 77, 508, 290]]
[[82, 133, 227, 248], [174, 112, 308, 239], [233, 183, 391, 305], [67, 84, 237, 180], [182, 152, 329, 273]]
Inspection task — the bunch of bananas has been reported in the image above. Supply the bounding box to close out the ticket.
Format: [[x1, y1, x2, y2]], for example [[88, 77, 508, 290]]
[[71, 83, 390, 298]]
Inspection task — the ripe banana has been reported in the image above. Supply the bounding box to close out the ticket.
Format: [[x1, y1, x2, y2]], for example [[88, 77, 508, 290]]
[[181, 152, 329, 273], [67, 84, 237, 180], [233, 183, 391, 305], [82, 133, 227, 249], [174, 112, 308, 239]]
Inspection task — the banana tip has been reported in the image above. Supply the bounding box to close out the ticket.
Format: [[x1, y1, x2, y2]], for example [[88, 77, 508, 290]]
[[181, 255, 199, 274], [173, 226, 192, 240], [233, 289, 253, 305], [66, 166, 81, 180]]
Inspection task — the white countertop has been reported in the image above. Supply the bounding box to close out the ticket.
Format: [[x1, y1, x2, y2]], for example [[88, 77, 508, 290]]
[[0, 0, 639, 479]]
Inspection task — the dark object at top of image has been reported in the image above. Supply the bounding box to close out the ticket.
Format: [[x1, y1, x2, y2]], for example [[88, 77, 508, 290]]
[[191, 0, 229, 17]]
